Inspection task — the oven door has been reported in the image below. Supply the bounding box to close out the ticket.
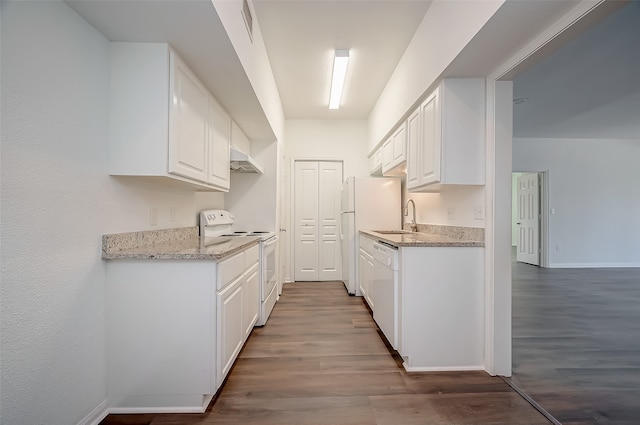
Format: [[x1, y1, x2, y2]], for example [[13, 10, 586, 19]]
[[262, 236, 278, 301]]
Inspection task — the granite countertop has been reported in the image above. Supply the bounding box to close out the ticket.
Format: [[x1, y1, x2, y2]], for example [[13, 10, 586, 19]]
[[361, 224, 484, 248], [102, 226, 259, 261]]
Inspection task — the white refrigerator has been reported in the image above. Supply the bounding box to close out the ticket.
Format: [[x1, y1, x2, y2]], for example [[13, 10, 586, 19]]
[[340, 177, 401, 295]]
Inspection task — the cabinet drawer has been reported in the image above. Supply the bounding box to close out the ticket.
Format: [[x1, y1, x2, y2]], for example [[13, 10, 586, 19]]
[[244, 244, 259, 267], [218, 251, 245, 290]]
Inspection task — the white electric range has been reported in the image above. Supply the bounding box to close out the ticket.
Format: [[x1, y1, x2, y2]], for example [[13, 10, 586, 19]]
[[200, 210, 278, 326]]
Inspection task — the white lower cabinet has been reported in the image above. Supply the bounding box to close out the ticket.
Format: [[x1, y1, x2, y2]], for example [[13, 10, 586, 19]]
[[216, 245, 259, 387], [398, 246, 484, 371], [217, 274, 244, 386], [106, 244, 260, 413], [358, 248, 367, 300], [242, 262, 260, 338], [358, 235, 376, 309]]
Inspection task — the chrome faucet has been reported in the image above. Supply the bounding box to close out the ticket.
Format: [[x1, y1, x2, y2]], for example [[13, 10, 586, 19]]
[[405, 199, 418, 232]]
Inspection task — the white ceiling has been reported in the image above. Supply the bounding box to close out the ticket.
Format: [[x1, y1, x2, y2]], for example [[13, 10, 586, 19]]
[[66, 0, 639, 141], [513, 1, 640, 139], [252, 0, 431, 119]]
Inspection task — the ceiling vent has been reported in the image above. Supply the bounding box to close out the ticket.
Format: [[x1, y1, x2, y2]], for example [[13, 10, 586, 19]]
[[242, 0, 253, 42]]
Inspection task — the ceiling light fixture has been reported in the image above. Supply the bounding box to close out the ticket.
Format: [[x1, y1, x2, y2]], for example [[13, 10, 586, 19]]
[[329, 49, 349, 110]]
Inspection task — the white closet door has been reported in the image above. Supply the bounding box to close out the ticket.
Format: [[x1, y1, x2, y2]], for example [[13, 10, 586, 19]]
[[293, 160, 343, 281], [318, 161, 342, 280], [294, 161, 319, 281]]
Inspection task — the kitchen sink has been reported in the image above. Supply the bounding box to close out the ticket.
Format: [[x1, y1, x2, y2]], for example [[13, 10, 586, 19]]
[[374, 230, 414, 235]]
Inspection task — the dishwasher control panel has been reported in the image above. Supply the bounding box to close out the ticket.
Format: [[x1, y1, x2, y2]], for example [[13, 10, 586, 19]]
[[373, 242, 398, 270]]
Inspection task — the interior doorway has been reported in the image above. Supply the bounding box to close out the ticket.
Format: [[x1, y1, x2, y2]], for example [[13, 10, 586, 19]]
[[512, 171, 549, 268]]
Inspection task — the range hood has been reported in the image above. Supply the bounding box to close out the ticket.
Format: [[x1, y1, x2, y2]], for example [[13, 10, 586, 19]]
[[229, 146, 264, 174]]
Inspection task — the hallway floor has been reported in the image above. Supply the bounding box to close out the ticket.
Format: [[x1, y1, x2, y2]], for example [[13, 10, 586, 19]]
[[102, 282, 549, 425], [511, 261, 640, 424]]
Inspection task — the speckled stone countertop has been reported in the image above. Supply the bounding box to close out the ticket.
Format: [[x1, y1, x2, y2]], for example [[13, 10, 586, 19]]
[[361, 224, 484, 248], [102, 226, 259, 261]]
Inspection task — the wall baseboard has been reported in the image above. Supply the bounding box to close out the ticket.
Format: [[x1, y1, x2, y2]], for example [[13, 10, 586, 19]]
[[550, 262, 640, 268], [402, 364, 484, 373], [77, 399, 109, 425]]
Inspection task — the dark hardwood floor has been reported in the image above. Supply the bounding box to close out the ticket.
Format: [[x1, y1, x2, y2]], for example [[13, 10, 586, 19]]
[[102, 282, 549, 425], [511, 258, 640, 424]]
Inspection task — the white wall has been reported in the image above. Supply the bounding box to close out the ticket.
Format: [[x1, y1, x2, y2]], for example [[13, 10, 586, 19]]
[[367, 0, 504, 152], [0, 2, 224, 424], [212, 0, 285, 142], [284, 120, 369, 178], [405, 186, 486, 228], [225, 139, 279, 231], [513, 138, 640, 267]]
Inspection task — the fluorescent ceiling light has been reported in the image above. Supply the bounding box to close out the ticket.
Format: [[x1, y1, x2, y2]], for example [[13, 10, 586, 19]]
[[329, 49, 349, 110]]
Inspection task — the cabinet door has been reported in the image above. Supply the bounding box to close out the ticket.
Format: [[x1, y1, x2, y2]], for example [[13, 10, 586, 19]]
[[391, 123, 407, 167], [381, 138, 393, 172], [217, 276, 243, 385], [358, 248, 368, 301], [168, 52, 208, 182], [243, 262, 260, 338], [207, 97, 231, 190], [406, 107, 421, 189], [419, 87, 442, 186], [365, 256, 375, 310], [383, 125, 406, 176]]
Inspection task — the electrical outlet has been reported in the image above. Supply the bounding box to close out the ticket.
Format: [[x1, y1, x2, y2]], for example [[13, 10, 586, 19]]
[[169, 207, 176, 222], [447, 207, 455, 221], [149, 207, 158, 226], [473, 205, 484, 220]]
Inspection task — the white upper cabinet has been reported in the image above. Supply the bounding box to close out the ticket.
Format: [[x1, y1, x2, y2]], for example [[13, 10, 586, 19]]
[[405, 106, 421, 188], [169, 53, 209, 183], [207, 97, 231, 190], [407, 78, 485, 192], [382, 122, 407, 176], [368, 147, 382, 176], [109, 42, 230, 192]]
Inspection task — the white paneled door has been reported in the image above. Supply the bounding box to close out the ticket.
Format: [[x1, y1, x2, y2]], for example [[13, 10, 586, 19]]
[[516, 173, 540, 266], [294, 161, 343, 281], [294, 161, 319, 281], [318, 162, 342, 280]]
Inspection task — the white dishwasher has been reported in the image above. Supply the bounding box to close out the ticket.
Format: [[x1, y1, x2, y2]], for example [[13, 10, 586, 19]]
[[372, 241, 399, 350]]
